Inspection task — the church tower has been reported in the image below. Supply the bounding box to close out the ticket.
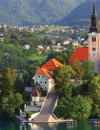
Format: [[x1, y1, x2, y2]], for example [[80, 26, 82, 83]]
[[88, 0, 100, 72]]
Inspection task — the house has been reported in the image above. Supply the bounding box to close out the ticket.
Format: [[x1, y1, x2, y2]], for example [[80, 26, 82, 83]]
[[31, 88, 45, 107], [0, 33, 5, 41], [32, 59, 63, 92], [46, 46, 50, 51], [37, 45, 44, 54], [31, 88, 40, 103], [23, 44, 30, 49], [42, 59, 63, 73], [71, 41, 79, 48], [62, 39, 70, 45], [33, 67, 54, 92]]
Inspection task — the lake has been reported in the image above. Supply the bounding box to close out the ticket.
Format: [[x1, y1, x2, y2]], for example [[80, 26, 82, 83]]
[[0, 120, 100, 130]]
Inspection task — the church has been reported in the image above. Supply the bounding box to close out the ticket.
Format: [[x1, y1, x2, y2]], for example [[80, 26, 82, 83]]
[[69, 0, 100, 73]]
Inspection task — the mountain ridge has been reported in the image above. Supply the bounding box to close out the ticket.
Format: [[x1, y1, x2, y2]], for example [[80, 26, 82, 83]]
[[0, 0, 86, 26], [57, 0, 100, 26]]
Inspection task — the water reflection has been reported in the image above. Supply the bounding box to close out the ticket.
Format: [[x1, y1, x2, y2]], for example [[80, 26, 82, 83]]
[[19, 122, 100, 130], [20, 123, 57, 130], [0, 120, 100, 130], [20, 123, 78, 130]]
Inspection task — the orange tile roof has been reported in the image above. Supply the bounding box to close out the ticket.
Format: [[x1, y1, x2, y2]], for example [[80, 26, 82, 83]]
[[42, 59, 63, 71], [33, 88, 40, 97], [37, 67, 53, 79], [69, 47, 88, 62]]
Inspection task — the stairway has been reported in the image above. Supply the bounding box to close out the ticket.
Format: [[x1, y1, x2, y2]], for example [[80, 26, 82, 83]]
[[32, 91, 58, 122]]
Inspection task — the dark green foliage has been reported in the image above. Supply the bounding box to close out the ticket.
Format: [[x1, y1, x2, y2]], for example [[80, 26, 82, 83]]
[[55, 95, 92, 119], [88, 74, 100, 117], [1, 94, 23, 118], [71, 60, 85, 80], [0, 68, 23, 118], [14, 77, 24, 93], [82, 61, 94, 80], [0, 68, 17, 96], [54, 65, 75, 96], [23, 92, 31, 102], [41, 90, 47, 97], [53, 64, 95, 119]]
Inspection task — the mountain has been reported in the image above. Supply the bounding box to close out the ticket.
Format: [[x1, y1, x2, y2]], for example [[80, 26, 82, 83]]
[[0, 0, 86, 26], [58, 0, 100, 26]]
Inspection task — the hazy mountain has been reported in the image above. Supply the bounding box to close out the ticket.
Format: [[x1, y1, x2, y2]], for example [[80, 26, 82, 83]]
[[0, 0, 86, 26], [58, 0, 100, 26]]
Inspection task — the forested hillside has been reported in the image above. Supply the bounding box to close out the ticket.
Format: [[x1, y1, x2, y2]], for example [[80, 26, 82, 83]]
[[58, 0, 100, 26], [0, 0, 86, 26]]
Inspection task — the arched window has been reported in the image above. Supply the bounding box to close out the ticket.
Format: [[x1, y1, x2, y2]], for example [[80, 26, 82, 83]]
[[92, 37, 96, 42], [92, 48, 96, 51]]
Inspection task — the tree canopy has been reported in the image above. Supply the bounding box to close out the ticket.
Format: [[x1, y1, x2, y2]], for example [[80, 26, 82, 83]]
[[54, 65, 75, 96], [0, 68, 23, 118]]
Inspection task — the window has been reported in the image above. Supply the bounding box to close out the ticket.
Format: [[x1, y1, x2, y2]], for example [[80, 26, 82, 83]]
[[92, 37, 96, 42], [41, 81, 42, 84], [38, 75, 40, 78], [43, 75, 44, 78], [92, 48, 96, 51], [36, 81, 38, 84], [45, 81, 47, 84]]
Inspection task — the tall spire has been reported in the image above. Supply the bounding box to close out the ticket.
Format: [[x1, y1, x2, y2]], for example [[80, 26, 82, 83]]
[[90, 0, 99, 33], [93, 0, 96, 14]]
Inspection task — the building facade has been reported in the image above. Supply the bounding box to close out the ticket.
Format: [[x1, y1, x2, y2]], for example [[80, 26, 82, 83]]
[[33, 59, 62, 92], [88, 0, 100, 72]]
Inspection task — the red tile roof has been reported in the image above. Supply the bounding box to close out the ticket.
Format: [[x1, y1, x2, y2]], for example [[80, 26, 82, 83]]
[[33, 88, 40, 97], [37, 67, 53, 79], [42, 59, 63, 71], [69, 47, 88, 62]]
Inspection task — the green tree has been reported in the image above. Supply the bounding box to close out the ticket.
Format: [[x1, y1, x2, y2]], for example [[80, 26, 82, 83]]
[[82, 61, 94, 80], [22, 69, 30, 86], [55, 95, 92, 119], [88, 74, 100, 117], [0, 68, 17, 96], [54, 65, 75, 96], [71, 60, 85, 81], [69, 95, 92, 119], [0, 68, 24, 118], [1, 93, 23, 118]]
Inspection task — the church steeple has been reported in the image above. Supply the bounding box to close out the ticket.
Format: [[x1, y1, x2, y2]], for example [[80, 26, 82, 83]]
[[93, 0, 96, 14], [90, 0, 99, 33]]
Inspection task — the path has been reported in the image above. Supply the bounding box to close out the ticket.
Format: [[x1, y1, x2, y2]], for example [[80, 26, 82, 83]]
[[32, 88, 58, 122]]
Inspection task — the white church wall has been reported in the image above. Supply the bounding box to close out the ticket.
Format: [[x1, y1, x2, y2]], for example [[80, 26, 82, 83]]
[[88, 33, 100, 72]]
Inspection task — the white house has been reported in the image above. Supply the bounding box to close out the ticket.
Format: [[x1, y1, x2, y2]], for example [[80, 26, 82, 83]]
[[32, 59, 63, 92], [31, 88, 40, 103], [33, 67, 54, 92]]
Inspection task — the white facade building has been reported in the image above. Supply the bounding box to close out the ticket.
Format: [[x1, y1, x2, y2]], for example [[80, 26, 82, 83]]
[[32, 59, 62, 91]]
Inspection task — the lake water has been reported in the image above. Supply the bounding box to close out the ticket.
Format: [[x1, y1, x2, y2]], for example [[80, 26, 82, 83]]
[[0, 120, 100, 130]]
